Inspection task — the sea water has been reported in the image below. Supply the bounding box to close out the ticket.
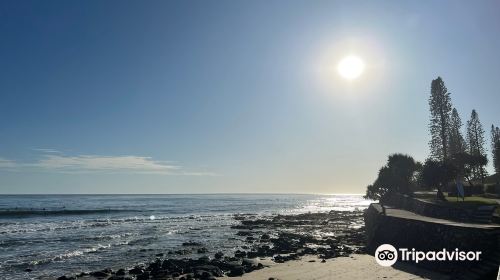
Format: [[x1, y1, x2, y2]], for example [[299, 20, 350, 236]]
[[0, 194, 371, 279]]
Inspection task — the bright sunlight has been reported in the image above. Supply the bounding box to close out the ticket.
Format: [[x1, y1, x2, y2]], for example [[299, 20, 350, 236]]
[[337, 55, 365, 80]]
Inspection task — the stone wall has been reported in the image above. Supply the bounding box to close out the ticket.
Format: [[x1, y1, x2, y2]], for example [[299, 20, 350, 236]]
[[364, 203, 500, 275]]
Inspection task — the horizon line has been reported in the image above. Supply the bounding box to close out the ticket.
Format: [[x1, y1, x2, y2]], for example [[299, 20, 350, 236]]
[[0, 192, 365, 196]]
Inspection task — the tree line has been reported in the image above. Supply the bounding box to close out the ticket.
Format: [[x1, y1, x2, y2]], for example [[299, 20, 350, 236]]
[[365, 77, 499, 201]]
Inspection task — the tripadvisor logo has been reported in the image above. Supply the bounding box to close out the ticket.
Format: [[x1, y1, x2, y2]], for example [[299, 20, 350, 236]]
[[375, 244, 398, 266], [375, 244, 482, 267]]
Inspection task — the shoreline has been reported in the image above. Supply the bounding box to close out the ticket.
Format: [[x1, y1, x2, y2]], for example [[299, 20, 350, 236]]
[[56, 210, 368, 279], [53, 209, 447, 280], [44, 200, 499, 280]]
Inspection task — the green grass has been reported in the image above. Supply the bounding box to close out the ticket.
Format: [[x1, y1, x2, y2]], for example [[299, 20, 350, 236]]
[[414, 192, 497, 204], [443, 196, 500, 216], [443, 195, 497, 205], [414, 192, 499, 215]]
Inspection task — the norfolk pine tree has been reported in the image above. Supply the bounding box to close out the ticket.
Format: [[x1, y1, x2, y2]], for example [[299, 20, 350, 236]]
[[448, 108, 467, 158], [466, 109, 487, 182], [491, 125, 500, 174], [428, 77, 452, 162]]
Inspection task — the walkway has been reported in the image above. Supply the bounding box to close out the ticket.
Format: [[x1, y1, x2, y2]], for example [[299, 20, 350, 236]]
[[373, 204, 500, 230]]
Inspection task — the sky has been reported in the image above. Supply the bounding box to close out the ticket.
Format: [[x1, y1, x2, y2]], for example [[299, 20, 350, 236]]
[[0, 1, 499, 194]]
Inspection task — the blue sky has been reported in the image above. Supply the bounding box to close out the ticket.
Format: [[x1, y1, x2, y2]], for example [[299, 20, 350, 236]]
[[1, 1, 499, 194]]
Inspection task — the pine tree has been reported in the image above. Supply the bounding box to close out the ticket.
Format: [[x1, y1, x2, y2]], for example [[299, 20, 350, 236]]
[[448, 108, 466, 157], [428, 77, 452, 161], [466, 110, 487, 182], [491, 125, 500, 174]]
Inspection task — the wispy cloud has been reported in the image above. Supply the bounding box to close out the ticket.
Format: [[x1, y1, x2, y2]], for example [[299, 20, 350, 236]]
[[0, 151, 215, 176], [31, 148, 61, 154], [32, 154, 180, 174], [0, 158, 18, 168]]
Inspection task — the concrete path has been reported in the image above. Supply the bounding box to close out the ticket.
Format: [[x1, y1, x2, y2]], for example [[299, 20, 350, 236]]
[[374, 204, 500, 229]]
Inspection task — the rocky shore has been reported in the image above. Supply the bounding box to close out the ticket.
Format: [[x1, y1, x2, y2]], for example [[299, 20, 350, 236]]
[[57, 210, 366, 280]]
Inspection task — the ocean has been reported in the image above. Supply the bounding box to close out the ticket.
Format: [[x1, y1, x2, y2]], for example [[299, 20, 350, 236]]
[[0, 194, 372, 279]]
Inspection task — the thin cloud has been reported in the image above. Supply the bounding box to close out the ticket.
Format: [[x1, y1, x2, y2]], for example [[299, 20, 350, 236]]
[[180, 171, 220, 177], [31, 148, 61, 154], [0, 158, 18, 168], [0, 151, 214, 176], [32, 154, 180, 174]]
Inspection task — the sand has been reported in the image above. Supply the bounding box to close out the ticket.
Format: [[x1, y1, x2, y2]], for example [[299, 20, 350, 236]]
[[219, 254, 449, 280]]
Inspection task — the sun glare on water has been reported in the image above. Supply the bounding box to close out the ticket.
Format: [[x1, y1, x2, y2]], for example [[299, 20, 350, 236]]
[[337, 55, 365, 80]]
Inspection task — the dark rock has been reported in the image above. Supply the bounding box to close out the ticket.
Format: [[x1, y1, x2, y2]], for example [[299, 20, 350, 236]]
[[182, 241, 202, 246], [247, 251, 259, 258], [162, 259, 178, 270], [57, 276, 75, 280], [115, 268, 126, 276], [174, 249, 191, 255], [107, 276, 126, 280], [194, 270, 212, 279], [273, 255, 285, 263], [147, 259, 162, 271], [228, 265, 245, 277], [194, 265, 223, 277], [234, 250, 246, 258], [197, 247, 208, 253], [150, 268, 169, 278], [273, 254, 299, 263], [198, 256, 210, 263], [136, 272, 149, 280], [90, 270, 109, 278], [128, 266, 144, 275], [214, 251, 224, 259]]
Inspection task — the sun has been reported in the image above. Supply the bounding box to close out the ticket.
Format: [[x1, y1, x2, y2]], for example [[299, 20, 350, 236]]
[[337, 55, 365, 80]]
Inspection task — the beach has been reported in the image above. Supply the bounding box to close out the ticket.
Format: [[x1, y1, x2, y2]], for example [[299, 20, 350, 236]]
[[52, 198, 448, 280], [220, 254, 448, 280]]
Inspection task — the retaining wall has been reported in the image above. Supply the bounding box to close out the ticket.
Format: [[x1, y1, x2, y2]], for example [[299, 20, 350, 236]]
[[364, 203, 500, 276]]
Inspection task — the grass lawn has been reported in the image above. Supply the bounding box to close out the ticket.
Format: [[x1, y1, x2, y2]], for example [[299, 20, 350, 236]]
[[415, 192, 496, 204], [414, 192, 500, 215], [443, 195, 500, 216], [446, 196, 500, 216], [443, 195, 497, 205]]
